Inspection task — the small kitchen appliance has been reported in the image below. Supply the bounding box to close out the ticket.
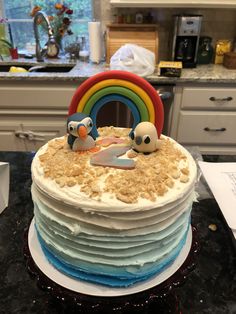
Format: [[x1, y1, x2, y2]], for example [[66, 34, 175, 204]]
[[171, 15, 202, 68]]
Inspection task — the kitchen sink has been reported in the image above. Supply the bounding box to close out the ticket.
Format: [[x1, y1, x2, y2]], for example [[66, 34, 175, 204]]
[[0, 63, 75, 73]]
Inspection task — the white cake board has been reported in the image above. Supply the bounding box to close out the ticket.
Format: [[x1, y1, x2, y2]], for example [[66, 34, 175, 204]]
[[28, 219, 192, 297]]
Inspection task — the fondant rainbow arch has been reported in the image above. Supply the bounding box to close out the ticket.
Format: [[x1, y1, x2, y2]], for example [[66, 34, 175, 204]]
[[68, 70, 164, 138]]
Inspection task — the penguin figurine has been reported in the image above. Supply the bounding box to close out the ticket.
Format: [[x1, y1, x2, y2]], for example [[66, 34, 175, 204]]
[[67, 113, 96, 152], [130, 121, 161, 154]]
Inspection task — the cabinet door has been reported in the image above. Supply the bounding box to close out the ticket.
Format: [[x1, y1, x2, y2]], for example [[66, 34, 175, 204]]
[[0, 120, 25, 151], [177, 111, 236, 145], [22, 119, 67, 151]]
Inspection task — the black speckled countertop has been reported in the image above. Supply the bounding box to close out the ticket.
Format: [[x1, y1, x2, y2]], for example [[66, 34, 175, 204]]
[[0, 152, 235, 313], [1, 58, 236, 84]]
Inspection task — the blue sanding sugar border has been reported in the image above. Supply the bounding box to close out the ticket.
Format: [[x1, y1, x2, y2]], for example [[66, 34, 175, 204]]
[[35, 225, 190, 287]]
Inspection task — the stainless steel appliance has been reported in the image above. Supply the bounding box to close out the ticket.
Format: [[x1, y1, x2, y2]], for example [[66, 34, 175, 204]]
[[96, 86, 174, 136], [171, 15, 202, 68]]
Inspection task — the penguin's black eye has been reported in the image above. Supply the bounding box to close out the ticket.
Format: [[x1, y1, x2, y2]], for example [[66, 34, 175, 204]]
[[130, 131, 135, 140], [144, 135, 150, 144], [68, 121, 76, 133], [88, 120, 93, 128], [68, 123, 74, 131]]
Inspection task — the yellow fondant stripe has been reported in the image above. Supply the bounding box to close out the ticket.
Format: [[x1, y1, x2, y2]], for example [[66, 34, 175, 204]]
[[77, 79, 155, 124]]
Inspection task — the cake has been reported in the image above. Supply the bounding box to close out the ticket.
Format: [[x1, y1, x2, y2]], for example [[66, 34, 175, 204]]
[[31, 126, 197, 287], [31, 70, 197, 288]]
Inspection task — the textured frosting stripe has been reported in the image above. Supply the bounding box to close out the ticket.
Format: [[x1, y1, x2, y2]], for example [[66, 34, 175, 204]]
[[33, 190, 192, 236], [36, 219, 187, 261], [36, 228, 189, 287], [34, 206, 189, 260], [34, 204, 189, 245], [32, 183, 194, 232], [35, 222, 189, 269]]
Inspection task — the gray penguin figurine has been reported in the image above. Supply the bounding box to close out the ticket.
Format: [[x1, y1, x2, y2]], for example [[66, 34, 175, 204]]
[[67, 113, 96, 151]]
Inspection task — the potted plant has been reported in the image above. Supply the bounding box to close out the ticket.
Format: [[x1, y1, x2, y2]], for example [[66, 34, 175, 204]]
[[31, 3, 73, 55], [0, 38, 18, 59]]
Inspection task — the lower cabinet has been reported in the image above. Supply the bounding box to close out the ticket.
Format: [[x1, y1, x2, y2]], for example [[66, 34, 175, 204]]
[[170, 85, 236, 155], [0, 80, 77, 152], [0, 115, 67, 151]]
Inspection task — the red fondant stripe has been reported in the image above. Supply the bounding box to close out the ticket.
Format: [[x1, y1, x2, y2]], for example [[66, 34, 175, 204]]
[[68, 70, 164, 137]]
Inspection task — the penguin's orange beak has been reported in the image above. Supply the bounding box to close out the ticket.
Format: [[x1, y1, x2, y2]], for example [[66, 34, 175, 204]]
[[77, 125, 87, 140]]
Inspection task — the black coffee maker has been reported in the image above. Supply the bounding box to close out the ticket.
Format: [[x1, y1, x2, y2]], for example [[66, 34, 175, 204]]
[[171, 15, 202, 68]]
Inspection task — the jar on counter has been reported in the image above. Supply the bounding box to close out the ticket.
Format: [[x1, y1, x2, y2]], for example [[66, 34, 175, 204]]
[[214, 39, 232, 64], [197, 36, 214, 64]]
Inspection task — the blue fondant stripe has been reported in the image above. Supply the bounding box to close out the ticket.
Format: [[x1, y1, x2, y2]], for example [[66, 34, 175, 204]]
[[89, 94, 141, 138]]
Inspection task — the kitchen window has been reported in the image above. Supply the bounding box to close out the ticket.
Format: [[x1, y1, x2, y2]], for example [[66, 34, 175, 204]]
[[1, 0, 92, 51]]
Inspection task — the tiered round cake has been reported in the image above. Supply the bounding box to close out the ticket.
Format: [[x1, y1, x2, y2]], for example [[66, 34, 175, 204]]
[[31, 127, 197, 288]]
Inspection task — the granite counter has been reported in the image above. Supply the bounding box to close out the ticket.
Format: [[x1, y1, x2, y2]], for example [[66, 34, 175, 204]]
[[0, 151, 235, 314], [1, 58, 236, 84]]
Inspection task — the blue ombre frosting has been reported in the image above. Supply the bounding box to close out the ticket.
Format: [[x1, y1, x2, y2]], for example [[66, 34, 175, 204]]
[[36, 225, 189, 287]]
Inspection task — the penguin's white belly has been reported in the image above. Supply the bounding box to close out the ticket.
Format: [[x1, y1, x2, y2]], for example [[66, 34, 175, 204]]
[[72, 136, 95, 151]]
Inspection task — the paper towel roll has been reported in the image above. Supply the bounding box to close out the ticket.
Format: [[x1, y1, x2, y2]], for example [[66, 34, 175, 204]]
[[88, 21, 102, 63]]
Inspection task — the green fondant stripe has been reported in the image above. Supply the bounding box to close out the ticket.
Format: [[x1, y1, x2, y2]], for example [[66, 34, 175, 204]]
[[82, 86, 149, 121]]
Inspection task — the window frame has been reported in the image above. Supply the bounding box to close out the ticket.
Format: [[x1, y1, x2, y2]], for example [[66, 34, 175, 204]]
[[0, 0, 94, 50]]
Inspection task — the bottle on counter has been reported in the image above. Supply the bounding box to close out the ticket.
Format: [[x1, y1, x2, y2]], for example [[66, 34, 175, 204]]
[[79, 36, 89, 62], [117, 14, 124, 24], [197, 36, 214, 64], [214, 39, 232, 64], [135, 12, 143, 24]]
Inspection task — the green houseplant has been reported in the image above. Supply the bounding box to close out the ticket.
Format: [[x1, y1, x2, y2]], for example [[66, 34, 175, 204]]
[[0, 38, 18, 59], [0, 38, 13, 48]]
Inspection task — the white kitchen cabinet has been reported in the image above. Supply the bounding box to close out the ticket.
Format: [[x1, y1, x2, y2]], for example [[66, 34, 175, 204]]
[[0, 112, 67, 151], [0, 81, 77, 151], [170, 85, 236, 155], [0, 119, 24, 151]]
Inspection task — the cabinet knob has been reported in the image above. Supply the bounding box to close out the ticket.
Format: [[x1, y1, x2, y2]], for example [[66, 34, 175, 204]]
[[204, 127, 226, 132], [209, 96, 233, 102]]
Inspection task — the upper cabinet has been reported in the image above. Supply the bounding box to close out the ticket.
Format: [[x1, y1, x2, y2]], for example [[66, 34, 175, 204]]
[[110, 0, 236, 8]]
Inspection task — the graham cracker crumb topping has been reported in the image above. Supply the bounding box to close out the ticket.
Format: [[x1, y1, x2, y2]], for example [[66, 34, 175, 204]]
[[38, 127, 190, 204]]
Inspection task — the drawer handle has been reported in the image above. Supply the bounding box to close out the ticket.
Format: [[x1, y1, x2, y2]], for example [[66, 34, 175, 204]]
[[204, 127, 226, 132], [209, 96, 233, 102], [15, 130, 45, 141], [15, 131, 26, 139], [26, 131, 45, 142]]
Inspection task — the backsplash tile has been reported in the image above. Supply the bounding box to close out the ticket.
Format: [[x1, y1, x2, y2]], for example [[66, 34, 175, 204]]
[[98, 1, 236, 61]]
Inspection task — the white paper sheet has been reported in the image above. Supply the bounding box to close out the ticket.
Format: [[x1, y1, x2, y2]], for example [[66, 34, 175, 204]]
[[198, 161, 236, 236], [0, 162, 10, 214]]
